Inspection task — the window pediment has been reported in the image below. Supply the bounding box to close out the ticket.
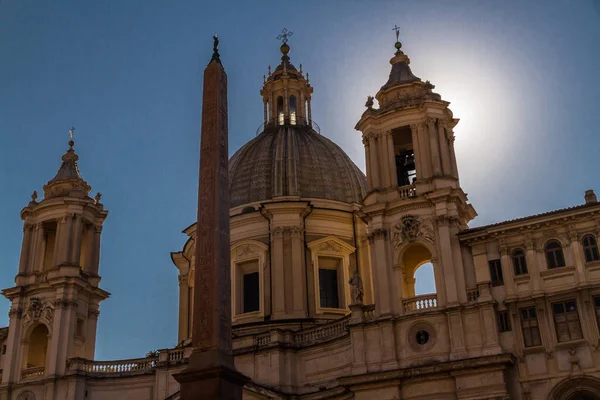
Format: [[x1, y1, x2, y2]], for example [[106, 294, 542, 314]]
[[307, 236, 355, 255]]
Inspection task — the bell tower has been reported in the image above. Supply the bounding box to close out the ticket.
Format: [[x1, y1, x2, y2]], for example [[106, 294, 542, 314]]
[[1, 133, 109, 384], [356, 34, 461, 196], [356, 30, 477, 328]]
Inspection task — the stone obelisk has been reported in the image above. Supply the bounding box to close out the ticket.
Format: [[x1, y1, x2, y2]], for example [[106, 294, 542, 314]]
[[174, 36, 247, 399]]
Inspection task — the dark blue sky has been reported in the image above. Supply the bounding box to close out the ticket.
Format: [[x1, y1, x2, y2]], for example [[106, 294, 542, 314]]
[[1, 1, 599, 360]]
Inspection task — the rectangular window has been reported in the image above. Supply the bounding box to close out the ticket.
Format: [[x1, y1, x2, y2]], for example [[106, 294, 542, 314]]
[[243, 272, 260, 313], [520, 307, 542, 347], [497, 310, 511, 332], [319, 268, 340, 309], [489, 259, 504, 287], [552, 300, 583, 342]]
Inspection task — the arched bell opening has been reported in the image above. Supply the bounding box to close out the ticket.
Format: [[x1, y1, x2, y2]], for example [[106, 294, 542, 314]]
[[25, 324, 49, 368], [400, 243, 438, 312]]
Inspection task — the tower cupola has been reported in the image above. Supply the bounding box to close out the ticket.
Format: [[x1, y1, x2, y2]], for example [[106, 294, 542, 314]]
[[260, 29, 314, 127]]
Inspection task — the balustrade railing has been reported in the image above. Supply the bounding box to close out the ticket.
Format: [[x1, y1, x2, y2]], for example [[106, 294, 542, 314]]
[[398, 184, 417, 199], [68, 356, 157, 375], [21, 366, 45, 381], [403, 294, 438, 313], [254, 332, 272, 347], [293, 316, 349, 346], [168, 348, 185, 363]]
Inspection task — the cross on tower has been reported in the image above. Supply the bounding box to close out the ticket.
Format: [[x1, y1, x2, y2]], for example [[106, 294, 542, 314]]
[[69, 127, 75, 139], [277, 28, 293, 44], [392, 24, 400, 42]]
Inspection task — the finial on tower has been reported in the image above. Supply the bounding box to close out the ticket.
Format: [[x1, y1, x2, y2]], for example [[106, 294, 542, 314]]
[[68, 126, 75, 148], [211, 34, 221, 64], [277, 28, 293, 45], [392, 24, 403, 53]]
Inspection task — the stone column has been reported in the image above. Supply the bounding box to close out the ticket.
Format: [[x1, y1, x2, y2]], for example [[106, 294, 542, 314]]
[[90, 225, 103, 275], [437, 217, 459, 306], [18, 224, 33, 274], [83, 226, 95, 272], [437, 120, 452, 176], [62, 215, 74, 265], [380, 131, 392, 188], [2, 306, 23, 384], [427, 118, 442, 176], [263, 100, 267, 124], [174, 39, 247, 399], [31, 223, 44, 272], [448, 131, 459, 179], [368, 133, 380, 189], [52, 218, 64, 266], [178, 274, 190, 343], [47, 297, 77, 377], [307, 98, 312, 122], [499, 242, 515, 299], [410, 124, 422, 180], [271, 227, 286, 318], [85, 307, 100, 360], [363, 135, 373, 190], [385, 130, 397, 187], [417, 122, 432, 179], [70, 214, 83, 266], [369, 228, 395, 316], [290, 227, 306, 317]]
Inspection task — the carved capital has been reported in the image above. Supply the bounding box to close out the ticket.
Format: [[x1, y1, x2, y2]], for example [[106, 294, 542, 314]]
[[426, 117, 436, 127], [8, 307, 23, 319], [367, 228, 387, 243], [54, 298, 78, 309], [94, 225, 103, 233], [290, 225, 304, 238], [178, 274, 189, 286], [410, 123, 420, 133], [272, 227, 284, 238], [88, 308, 100, 319]]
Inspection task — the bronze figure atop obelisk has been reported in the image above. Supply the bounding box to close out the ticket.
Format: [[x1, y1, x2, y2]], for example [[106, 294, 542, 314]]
[[174, 35, 247, 400]]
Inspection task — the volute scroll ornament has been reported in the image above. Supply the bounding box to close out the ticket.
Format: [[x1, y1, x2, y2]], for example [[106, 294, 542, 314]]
[[392, 215, 435, 247]]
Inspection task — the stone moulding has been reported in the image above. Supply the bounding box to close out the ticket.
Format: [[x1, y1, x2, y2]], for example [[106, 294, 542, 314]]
[[337, 353, 514, 386]]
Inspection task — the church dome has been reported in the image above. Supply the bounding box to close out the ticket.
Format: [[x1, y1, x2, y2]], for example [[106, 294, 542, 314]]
[[229, 124, 367, 207]]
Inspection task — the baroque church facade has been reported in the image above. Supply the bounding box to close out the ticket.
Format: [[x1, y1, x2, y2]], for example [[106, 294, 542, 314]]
[[2, 35, 600, 400]]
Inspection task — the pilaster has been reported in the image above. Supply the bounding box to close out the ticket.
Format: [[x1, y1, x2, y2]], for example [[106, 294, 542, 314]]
[[427, 117, 442, 176]]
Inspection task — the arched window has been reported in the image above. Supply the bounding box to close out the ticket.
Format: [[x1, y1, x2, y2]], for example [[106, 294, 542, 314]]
[[27, 324, 49, 368], [289, 95, 297, 125], [512, 249, 528, 275], [414, 262, 436, 295], [582, 235, 600, 263], [545, 240, 566, 269], [277, 96, 284, 125]]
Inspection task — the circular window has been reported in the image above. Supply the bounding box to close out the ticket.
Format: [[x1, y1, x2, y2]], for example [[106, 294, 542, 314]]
[[408, 321, 436, 351], [416, 330, 429, 345]]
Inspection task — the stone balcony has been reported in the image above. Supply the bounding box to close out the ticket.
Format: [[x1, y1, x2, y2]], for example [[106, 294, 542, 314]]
[[403, 293, 438, 313], [21, 366, 45, 381]]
